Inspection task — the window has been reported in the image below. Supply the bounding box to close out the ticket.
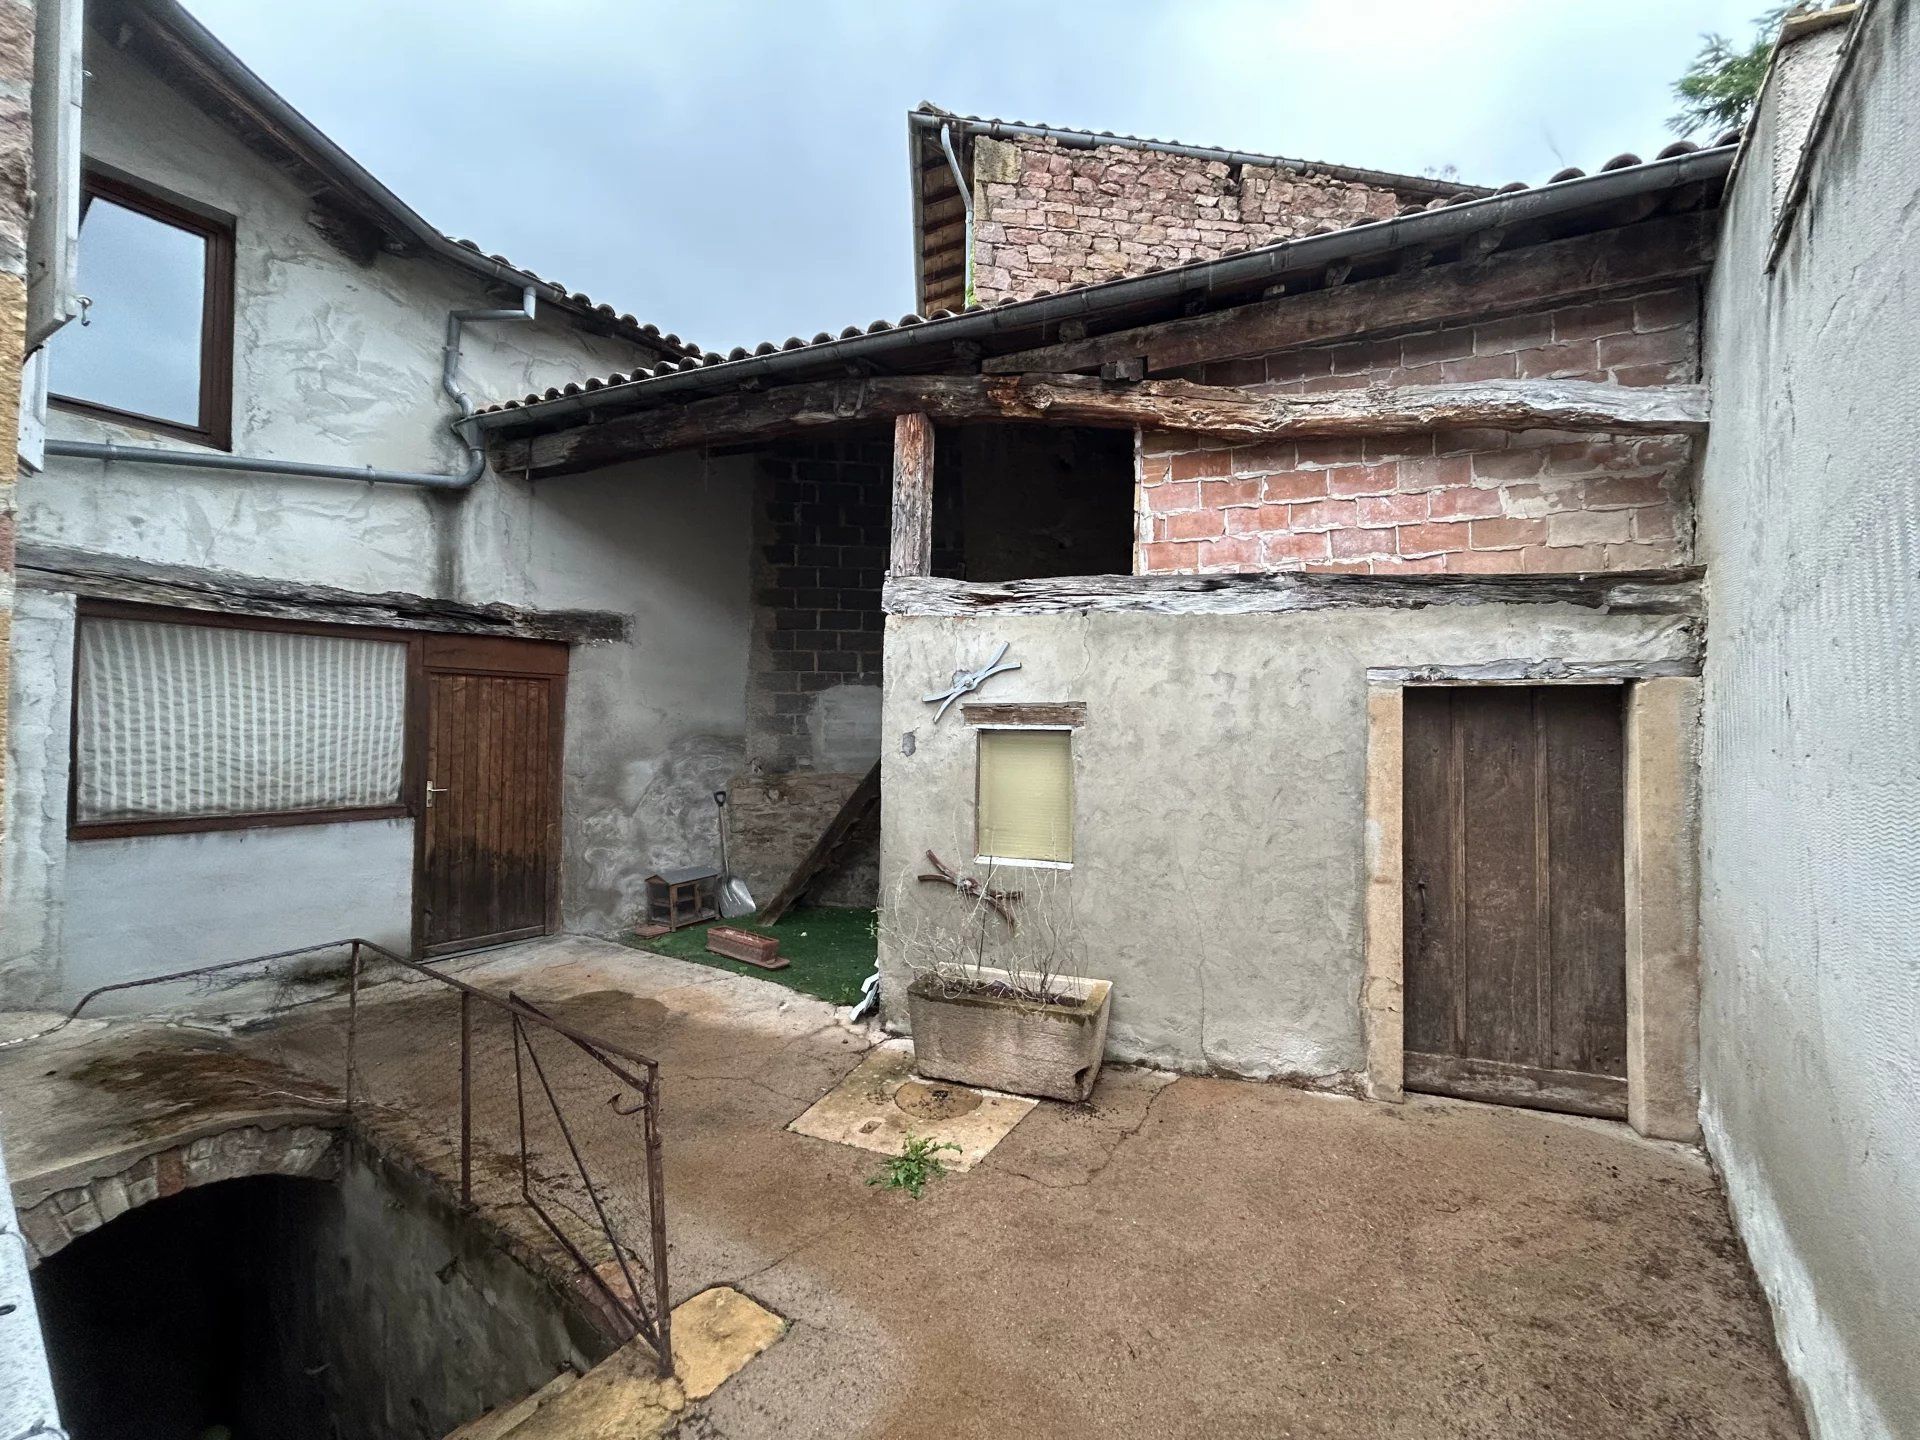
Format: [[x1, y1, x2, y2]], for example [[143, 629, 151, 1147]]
[[976, 727, 1074, 866], [72, 613, 407, 837], [46, 171, 234, 448]]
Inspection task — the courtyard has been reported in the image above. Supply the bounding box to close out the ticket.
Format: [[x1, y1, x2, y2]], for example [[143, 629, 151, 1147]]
[[3, 940, 1802, 1439]]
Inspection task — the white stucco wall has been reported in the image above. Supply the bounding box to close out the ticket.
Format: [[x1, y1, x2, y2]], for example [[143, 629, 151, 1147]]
[[0, 594, 414, 1008], [1693, 8, 1920, 1438], [501, 452, 754, 934], [0, 26, 751, 1002]]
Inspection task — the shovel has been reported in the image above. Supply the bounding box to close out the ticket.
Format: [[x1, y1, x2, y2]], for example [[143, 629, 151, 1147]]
[[713, 790, 756, 918]]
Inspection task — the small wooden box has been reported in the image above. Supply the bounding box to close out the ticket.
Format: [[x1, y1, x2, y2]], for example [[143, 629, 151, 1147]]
[[706, 926, 786, 969], [643, 868, 719, 931]]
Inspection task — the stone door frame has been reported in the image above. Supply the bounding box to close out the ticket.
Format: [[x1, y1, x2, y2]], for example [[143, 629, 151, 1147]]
[[1362, 670, 1701, 1141]]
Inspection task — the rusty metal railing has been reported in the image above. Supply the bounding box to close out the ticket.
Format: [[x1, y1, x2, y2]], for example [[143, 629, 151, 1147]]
[[67, 937, 673, 1376]]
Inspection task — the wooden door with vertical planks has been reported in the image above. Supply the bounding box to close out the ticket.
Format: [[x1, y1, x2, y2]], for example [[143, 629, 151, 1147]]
[[1401, 685, 1628, 1117], [417, 636, 567, 956]]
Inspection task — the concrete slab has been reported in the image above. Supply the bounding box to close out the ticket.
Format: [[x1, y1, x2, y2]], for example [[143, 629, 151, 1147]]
[[670, 1287, 786, 1401], [786, 1040, 1036, 1171]]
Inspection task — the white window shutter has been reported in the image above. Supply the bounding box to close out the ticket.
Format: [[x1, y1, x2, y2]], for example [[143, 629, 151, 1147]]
[[74, 619, 408, 824]]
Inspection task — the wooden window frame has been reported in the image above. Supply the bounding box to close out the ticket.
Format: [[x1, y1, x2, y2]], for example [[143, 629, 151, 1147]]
[[68, 602, 419, 841], [972, 721, 1076, 871], [49, 169, 236, 451]]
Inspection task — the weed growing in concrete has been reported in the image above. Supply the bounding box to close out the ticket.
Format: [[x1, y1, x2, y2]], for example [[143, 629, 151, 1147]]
[[868, 1133, 961, 1198]]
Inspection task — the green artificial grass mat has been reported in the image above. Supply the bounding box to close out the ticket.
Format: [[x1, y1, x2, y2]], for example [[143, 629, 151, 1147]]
[[620, 905, 877, 1007]]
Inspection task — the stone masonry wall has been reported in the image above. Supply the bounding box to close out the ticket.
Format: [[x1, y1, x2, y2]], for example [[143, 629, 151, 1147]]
[[1138, 283, 1700, 575], [971, 134, 1404, 306], [0, 0, 32, 869]]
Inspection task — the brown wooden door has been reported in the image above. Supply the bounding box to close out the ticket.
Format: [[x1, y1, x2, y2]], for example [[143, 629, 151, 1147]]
[[1402, 685, 1627, 1117], [417, 638, 566, 956]]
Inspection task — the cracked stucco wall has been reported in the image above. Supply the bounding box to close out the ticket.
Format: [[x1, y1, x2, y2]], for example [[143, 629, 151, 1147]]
[[879, 605, 1698, 1080], [0, 31, 752, 998], [504, 451, 753, 937], [1693, 6, 1920, 1437]]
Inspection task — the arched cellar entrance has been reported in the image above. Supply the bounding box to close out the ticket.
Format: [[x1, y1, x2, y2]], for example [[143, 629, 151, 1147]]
[[31, 1148, 613, 1440]]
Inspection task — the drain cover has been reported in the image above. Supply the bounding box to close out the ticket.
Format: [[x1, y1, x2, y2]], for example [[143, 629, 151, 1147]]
[[893, 1079, 982, 1121]]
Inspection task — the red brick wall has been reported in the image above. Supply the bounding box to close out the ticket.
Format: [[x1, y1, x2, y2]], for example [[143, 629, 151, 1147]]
[[1137, 285, 1699, 575], [971, 135, 1404, 307]]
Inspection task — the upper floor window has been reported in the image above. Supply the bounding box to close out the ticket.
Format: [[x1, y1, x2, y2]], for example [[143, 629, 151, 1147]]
[[46, 170, 234, 449]]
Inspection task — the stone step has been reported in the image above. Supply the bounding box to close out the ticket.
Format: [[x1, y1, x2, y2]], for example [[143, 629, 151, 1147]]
[[507, 1288, 786, 1440], [441, 1369, 578, 1440]]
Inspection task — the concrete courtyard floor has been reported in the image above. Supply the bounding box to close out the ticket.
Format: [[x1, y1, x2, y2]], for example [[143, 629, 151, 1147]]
[[3, 936, 1802, 1439]]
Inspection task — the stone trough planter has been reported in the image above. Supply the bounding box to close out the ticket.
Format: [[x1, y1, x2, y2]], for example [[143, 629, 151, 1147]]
[[906, 965, 1112, 1103]]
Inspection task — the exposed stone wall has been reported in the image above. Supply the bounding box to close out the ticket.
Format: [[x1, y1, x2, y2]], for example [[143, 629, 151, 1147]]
[[16, 1122, 340, 1263], [1138, 284, 1700, 575], [0, 0, 31, 890], [970, 134, 1403, 306]]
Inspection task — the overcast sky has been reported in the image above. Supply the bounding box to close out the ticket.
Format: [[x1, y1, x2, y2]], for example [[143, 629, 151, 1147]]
[[184, 0, 1761, 354]]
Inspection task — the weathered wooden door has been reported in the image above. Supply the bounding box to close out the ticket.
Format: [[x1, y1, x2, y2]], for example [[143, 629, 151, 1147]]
[[1402, 685, 1627, 1117], [416, 637, 567, 956]]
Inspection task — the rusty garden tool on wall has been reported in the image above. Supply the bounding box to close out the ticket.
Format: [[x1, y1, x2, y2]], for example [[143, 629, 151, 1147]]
[[917, 851, 1022, 931]]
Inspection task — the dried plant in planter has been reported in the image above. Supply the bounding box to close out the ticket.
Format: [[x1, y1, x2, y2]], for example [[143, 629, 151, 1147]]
[[893, 852, 1083, 1005], [890, 853, 1114, 1103]]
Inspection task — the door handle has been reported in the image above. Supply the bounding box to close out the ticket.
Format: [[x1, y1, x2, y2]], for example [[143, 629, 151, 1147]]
[[426, 782, 449, 809]]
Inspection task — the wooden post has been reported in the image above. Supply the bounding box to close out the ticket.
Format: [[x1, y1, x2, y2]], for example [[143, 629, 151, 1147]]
[[889, 411, 934, 578]]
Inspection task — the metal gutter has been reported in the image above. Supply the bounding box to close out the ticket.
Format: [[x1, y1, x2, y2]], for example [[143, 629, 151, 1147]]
[[475, 144, 1735, 436], [908, 109, 1487, 200], [45, 437, 484, 490], [46, 288, 540, 489]]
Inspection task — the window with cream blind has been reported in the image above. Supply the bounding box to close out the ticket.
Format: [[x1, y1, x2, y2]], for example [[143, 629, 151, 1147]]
[[73, 616, 407, 828], [976, 727, 1074, 865]]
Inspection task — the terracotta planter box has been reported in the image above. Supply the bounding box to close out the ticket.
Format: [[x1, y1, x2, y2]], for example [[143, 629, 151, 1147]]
[[907, 965, 1112, 1103]]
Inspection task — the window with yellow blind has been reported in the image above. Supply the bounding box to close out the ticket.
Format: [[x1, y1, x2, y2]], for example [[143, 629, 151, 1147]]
[[976, 727, 1074, 866]]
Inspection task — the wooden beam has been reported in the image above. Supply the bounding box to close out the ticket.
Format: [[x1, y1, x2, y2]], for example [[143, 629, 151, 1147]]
[[890, 412, 935, 578], [17, 543, 630, 643], [495, 373, 1706, 476], [979, 375, 1708, 442], [883, 569, 1705, 620], [981, 212, 1715, 377]]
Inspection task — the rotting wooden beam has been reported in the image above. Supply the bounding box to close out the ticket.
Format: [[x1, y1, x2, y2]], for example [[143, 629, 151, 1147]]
[[494, 373, 1706, 476], [982, 375, 1708, 441], [882, 568, 1706, 619], [981, 212, 1716, 376], [18, 543, 629, 643], [890, 412, 935, 578]]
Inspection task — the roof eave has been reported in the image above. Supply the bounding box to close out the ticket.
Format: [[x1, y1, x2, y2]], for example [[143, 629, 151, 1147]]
[[474, 142, 1734, 437], [116, 0, 694, 359], [906, 107, 1489, 202]]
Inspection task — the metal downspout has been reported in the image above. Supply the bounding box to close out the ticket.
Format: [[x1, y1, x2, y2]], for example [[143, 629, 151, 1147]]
[[938, 122, 974, 306], [43, 287, 538, 491]]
